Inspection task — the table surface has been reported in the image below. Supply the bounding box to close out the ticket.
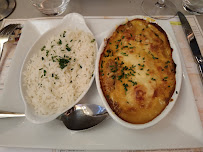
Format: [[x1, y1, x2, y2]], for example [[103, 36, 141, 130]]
[[2, 0, 203, 30]]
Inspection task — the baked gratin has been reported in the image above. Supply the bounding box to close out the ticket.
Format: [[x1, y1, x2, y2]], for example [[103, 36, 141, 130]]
[[99, 19, 176, 124]]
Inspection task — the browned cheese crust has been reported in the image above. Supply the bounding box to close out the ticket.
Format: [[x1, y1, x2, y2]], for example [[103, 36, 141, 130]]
[[99, 19, 176, 124]]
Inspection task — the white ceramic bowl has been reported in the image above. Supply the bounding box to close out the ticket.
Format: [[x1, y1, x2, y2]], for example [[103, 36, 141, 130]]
[[95, 17, 182, 129], [20, 13, 98, 124]]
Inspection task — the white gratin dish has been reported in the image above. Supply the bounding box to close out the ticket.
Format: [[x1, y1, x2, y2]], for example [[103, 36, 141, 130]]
[[95, 17, 183, 129]]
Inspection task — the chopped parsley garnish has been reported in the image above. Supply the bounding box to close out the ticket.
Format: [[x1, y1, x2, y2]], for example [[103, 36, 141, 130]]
[[123, 66, 128, 71], [118, 74, 123, 80], [129, 65, 136, 73], [63, 31, 66, 37], [58, 39, 62, 45], [151, 78, 156, 81], [129, 72, 135, 76], [121, 52, 128, 56], [41, 46, 46, 51], [58, 58, 70, 69], [43, 70, 46, 76], [46, 50, 49, 56], [128, 80, 137, 86], [51, 56, 57, 62], [55, 74, 59, 79], [110, 62, 118, 73], [138, 64, 144, 67], [123, 83, 129, 94], [66, 44, 71, 51], [163, 77, 168, 81], [91, 39, 95, 43], [164, 65, 168, 68], [111, 75, 116, 79], [124, 74, 128, 79], [104, 49, 113, 57], [101, 60, 104, 68], [152, 56, 159, 59], [149, 51, 158, 59]]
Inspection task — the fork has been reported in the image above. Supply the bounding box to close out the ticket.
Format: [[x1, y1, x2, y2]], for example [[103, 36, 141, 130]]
[[0, 24, 20, 61]]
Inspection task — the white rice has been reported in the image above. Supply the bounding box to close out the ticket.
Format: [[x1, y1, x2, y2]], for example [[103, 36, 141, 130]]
[[23, 29, 96, 116]]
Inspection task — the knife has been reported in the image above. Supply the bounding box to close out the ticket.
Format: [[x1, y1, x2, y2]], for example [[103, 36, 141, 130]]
[[177, 11, 203, 84]]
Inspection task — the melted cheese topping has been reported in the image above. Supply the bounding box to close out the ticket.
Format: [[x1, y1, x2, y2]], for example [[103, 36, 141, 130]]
[[99, 19, 176, 124]]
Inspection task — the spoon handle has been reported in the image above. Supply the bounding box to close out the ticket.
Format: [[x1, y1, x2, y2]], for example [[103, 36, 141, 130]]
[[0, 111, 25, 118]]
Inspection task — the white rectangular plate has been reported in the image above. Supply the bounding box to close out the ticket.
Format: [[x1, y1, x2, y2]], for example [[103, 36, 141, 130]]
[[0, 16, 203, 150]]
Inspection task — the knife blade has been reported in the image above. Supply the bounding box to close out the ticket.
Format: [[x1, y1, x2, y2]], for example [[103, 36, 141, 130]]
[[177, 11, 203, 84]]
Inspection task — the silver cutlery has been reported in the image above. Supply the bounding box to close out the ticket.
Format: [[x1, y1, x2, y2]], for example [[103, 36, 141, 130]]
[[0, 104, 109, 130], [0, 111, 25, 118], [177, 11, 203, 84], [0, 24, 20, 61]]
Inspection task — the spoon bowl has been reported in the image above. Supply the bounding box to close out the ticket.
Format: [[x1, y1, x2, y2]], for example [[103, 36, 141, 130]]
[[60, 104, 108, 130]]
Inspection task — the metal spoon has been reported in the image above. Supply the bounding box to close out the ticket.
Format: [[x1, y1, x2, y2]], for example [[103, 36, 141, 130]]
[[0, 104, 108, 130]]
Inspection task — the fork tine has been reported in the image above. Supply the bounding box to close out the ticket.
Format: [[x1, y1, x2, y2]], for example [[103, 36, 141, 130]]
[[5, 24, 19, 35], [0, 24, 19, 36], [0, 25, 10, 35], [0, 25, 11, 35], [0, 24, 14, 34]]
